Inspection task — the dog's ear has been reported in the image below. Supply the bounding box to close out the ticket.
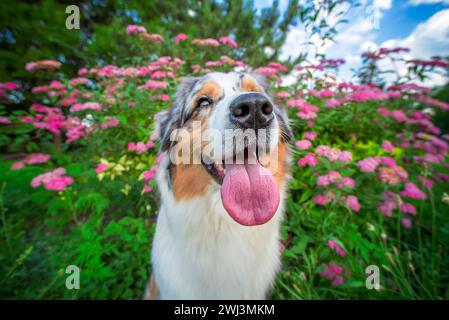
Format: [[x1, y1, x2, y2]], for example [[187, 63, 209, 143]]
[[157, 77, 199, 151]]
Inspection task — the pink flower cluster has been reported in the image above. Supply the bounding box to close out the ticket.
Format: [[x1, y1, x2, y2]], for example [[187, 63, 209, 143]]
[[314, 189, 359, 212], [317, 171, 355, 189], [31, 168, 73, 191], [139, 33, 164, 45], [100, 117, 119, 130], [327, 240, 346, 257], [400, 183, 427, 200], [0, 116, 11, 124], [295, 139, 312, 150], [320, 263, 344, 286], [138, 80, 169, 90], [274, 91, 291, 99], [126, 24, 147, 35], [175, 33, 188, 44], [142, 154, 164, 193], [316, 145, 352, 163], [70, 102, 102, 112], [69, 77, 89, 86], [407, 57, 449, 69], [298, 153, 317, 167], [219, 36, 238, 49], [128, 141, 155, 154], [382, 141, 395, 152], [192, 38, 220, 47], [11, 153, 51, 170], [25, 60, 61, 72], [95, 162, 109, 174], [0, 82, 19, 91]]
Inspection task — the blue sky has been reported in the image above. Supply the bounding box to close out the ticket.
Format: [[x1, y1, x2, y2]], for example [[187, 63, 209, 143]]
[[253, 0, 449, 86]]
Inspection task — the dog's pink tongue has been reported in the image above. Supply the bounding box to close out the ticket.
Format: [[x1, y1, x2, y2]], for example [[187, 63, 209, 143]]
[[221, 162, 279, 226]]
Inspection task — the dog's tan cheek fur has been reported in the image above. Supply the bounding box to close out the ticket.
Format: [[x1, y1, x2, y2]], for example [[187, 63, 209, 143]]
[[172, 112, 212, 201], [240, 76, 263, 93]]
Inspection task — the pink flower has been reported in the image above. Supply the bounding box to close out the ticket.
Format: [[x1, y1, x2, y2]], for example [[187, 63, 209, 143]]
[[313, 193, 335, 206], [69, 77, 89, 86], [70, 102, 102, 112], [158, 94, 170, 102], [287, 99, 306, 108], [378, 167, 401, 186], [0, 82, 19, 90], [357, 157, 380, 172], [143, 184, 153, 193], [268, 62, 288, 72], [298, 153, 317, 167], [297, 111, 317, 119], [382, 141, 395, 152], [192, 38, 220, 47], [345, 195, 360, 212], [139, 80, 169, 90], [135, 142, 148, 153], [303, 132, 317, 140], [175, 33, 188, 44], [327, 240, 346, 257], [400, 203, 417, 215], [418, 176, 433, 189], [31, 168, 73, 191], [296, 139, 312, 150], [95, 163, 108, 174], [402, 218, 412, 228], [11, 153, 51, 170], [219, 36, 238, 49], [143, 169, 156, 181], [274, 91, 291, 99], [379, 191, 398, 217], [336, 177, 355, 188], [317, 175, 331, 187], [78, 68, 89, 75], [44, 176, 74, 191], [0, 116, 11, 124], [126, 24, 147, 35], [317, 171, 343, 187], [146, 141, 155, 149], [253, 67, 278, 78], [325, 98, 342, 108], [100, 117, 119, 130], [338, 151, 352, 163], [25, 60, 61, 72], [400, 183, 427, 200], [150, 131, 159, 140], [320, 263, 344, 286]]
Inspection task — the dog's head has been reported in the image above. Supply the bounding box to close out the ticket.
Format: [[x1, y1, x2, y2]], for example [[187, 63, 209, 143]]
[[157, 72, 292, 226]]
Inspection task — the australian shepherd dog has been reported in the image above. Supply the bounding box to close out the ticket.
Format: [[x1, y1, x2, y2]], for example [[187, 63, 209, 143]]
[[145, 72, 293, 299]]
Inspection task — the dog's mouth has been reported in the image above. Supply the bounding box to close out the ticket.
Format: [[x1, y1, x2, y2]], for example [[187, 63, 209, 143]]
[[201, 147, 280, 226]]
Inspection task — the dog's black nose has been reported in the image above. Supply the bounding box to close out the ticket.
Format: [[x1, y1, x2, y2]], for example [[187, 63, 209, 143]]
[[229, 93, 274, 129]]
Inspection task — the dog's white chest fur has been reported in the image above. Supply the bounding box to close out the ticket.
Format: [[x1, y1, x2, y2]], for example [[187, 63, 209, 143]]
[[151, 182, 284, 299]]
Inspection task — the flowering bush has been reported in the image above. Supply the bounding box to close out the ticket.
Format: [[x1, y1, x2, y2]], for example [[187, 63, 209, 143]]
[[1, 22, 449, 299]]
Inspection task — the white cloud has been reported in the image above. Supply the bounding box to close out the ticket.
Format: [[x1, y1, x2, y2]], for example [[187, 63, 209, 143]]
[[378, 9, 449, 86], [409, 0, 449, 5], [375, 0, 393, 10]]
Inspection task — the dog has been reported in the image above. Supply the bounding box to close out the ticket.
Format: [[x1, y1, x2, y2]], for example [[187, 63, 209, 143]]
[[145, 72, 293, 299]]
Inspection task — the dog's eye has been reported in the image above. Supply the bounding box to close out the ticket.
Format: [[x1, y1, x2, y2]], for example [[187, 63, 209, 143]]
[[197, 97, 211, 108]]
